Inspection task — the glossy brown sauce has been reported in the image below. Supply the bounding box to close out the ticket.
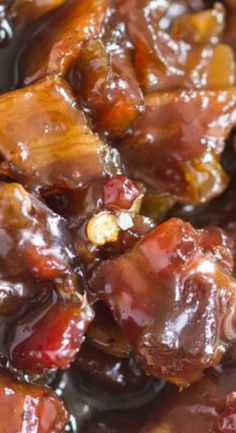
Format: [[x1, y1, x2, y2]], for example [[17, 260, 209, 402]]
[[0, 0, 236, 433]]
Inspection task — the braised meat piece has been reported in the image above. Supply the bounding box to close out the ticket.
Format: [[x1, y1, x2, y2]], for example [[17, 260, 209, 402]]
[[116, 2, 232, 92], [71, 38, 144, 138], [0, 370, 68, 433], [9, 0, 66, 23], [9, 293, 94, 372], [0, 182, 74, 280], [118, 89, 236, 203], [71, 5, 144, 138], [0, 0, 235, 429], [21, 0, 108, 84], [0, 75, 114, 192], [89, 217, 236, 386]]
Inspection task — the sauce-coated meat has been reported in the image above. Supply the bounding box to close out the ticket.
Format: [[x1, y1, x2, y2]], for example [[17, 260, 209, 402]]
[[89, 217, 236, 386], [9, 0, 66, 23], [9, 293, 94, 372], [22, 0, 108, 84], [0, 182, 74, 279], [0, 0, 235, 430], [0, 370, 68, 433], [0, 75, 114, 192], [119, 89, 236, 203]]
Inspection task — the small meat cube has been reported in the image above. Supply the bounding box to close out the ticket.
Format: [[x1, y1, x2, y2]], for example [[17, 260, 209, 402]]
[[21, 0, 108, 84], [0, 370, 68, 433], [9, 294, 94, 372], [72, 38, 144, 138], [9, 0, 66, 23], [0, 75, 114, 192], [0, 182, 74, 279], [89, 217, 236, 386], [118, 89, 236, 204]]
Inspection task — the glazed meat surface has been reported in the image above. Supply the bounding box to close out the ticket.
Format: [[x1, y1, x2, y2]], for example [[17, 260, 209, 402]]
[[0, 0, 235, 432], [0, 370, 68, 433], [89, 217, 236, 385], [0, 75, 115, 192]]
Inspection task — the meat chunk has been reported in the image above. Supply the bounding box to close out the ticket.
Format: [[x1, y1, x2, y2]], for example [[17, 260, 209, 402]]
[[9, 0, 66, 23], [118, 89, 236, 203], [70, 5, 144, 138], [21, 0, 108, 84], [71, 38, 144, 138], [116, 1, 233, 92], [9, 293, 94, 372], [0, 182, 74, 280], [116, 0, 172, 92], [0, 75, 114, 192], [0, 370, 68, 433], [89, 217, 236, 386]]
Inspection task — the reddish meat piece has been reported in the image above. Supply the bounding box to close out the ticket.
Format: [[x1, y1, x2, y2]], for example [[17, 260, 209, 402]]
[[0, 370, 68, 433], [9, 0, 66, 23], [9, 294, 94, 372], [22, 0, 108, 84], [0, 75, 115, 192], [116, 0, 175, 92], [89, 217, 236, 386], [0, 182, 74, 280], [118, 89, 236, 203], [73, 25, 144, 137]]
